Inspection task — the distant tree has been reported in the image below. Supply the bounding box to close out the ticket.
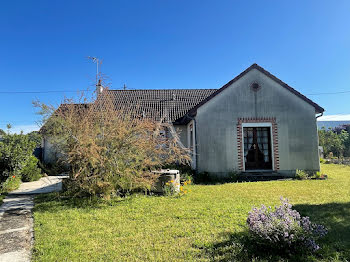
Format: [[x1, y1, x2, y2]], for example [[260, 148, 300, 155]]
[[27, 131, 42, 147], [318, 128, 349, 157]]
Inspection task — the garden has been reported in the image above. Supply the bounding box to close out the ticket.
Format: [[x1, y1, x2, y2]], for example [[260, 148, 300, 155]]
[[32, 163, 350, 261], [25, 95, 350, 261], [0, 127, 42, 201]]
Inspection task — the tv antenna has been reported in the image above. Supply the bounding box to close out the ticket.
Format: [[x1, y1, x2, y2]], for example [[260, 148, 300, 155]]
[[87, 56, 101, 85]]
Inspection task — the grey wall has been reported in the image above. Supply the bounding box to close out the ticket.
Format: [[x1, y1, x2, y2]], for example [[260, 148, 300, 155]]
[[42, 136, 67, 165], [195, 68, 320, 176], [175, 125, 188, 148], [42, 137, 57, 164]]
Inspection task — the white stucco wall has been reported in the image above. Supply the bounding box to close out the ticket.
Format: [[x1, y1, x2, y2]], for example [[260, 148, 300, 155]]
[[194, 68, 320, 176]]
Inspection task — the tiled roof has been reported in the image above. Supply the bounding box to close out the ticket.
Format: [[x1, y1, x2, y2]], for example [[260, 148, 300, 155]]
[[96, 63, 324, 123], [97, 89, 217, 122]]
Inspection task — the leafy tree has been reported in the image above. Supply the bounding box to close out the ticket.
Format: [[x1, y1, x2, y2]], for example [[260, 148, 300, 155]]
[[318, 128, 350, 157], [0, 131, 37, 181], [35, 92, 190, 198], [27, 131, 42, 148]]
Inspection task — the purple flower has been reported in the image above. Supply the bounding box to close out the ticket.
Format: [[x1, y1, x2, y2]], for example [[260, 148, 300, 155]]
[[246, 197, 327, 253]]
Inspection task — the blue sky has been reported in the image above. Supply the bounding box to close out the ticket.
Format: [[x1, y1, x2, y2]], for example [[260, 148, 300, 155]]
[[1, 0, 350, 133]]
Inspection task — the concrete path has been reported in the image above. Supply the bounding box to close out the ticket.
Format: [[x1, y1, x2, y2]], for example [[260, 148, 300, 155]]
[[0, 176, 68, 262]]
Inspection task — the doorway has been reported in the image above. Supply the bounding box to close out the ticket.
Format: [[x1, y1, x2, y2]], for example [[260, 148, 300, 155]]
[[243, 126, 272, 170]]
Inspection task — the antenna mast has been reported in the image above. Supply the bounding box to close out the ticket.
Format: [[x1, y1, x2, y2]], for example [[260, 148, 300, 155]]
[[87, 56, 100, 85]]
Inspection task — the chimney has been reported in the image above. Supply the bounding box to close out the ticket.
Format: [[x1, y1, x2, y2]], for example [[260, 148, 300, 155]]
[[96, 79, 103, 96]]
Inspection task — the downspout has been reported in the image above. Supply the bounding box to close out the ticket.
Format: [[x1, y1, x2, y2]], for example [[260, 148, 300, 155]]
[[316, 112, 323, 119], [315, 111, 324, 168], [186, 114, 198, 173]]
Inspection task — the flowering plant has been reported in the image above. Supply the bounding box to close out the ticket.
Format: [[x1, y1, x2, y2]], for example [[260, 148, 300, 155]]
[[247, 197, 327, 253]]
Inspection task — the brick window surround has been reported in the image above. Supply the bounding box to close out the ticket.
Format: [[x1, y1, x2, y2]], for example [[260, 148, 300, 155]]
[[237, 117, 279, 171]]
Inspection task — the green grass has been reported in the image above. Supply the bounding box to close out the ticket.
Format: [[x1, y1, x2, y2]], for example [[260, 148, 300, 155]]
[[33, 164, 350, 261]]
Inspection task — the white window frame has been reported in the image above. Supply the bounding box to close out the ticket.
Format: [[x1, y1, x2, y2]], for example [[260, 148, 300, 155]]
[[241, 122, 274, 172], [187, 120, 196, 169]]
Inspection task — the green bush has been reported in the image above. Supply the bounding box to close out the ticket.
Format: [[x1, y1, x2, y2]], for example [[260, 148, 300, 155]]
[[20, 155, 42, 182], [1, 175, 21, 193], [320, 158, 325, 164], [295, 169, 308, 180], [194, 171, 211, 184], [314, 171, 321, 179], [0, 130, 38, 182], [228, 171, 239, 182]]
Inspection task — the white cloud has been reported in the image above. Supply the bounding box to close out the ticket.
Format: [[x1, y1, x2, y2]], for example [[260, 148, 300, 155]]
[[317, 114, 350, 121], [7, 124, 39, 134]]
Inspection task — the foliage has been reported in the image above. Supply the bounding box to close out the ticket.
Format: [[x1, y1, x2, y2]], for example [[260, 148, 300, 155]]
[[20, 155, 42, 182], [193, 171, 211, 184], [320, 158, 325, 163], [314, 171, 321, 179], [27, 131, 42, 148], [33, 164, 350, 261], [163, 178, 191, 196], [295, 169, 326, 180], [247, 197, 327, 254], [35, 93, 190, 198], [228, 171, 239, 182], [0, 129, 37, 182], [163, 180, 178, 196], [39, 161, 68, 176], [179, 179, 191, 196], [1, 175, 21, 193], [295, 169, 308, 180], [319, 127, 350, 157]]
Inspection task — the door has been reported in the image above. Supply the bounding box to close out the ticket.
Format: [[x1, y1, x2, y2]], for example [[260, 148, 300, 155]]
[[243, 127, 272, 170]]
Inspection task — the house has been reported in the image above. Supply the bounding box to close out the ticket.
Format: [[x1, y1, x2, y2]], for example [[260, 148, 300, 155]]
[[43, 64, 324, 177]]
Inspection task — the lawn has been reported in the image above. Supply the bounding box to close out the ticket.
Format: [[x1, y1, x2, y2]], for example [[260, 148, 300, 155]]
[[33, 164, 350, 261]]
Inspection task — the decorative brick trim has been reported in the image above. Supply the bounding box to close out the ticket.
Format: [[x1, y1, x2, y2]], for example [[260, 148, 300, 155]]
[[237, 117, 279, 171]]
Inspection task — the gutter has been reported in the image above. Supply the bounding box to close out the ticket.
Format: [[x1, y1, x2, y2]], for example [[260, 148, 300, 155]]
[[316, 112, 323, 119]]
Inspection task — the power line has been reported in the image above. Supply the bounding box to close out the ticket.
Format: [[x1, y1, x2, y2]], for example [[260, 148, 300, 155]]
[[0, 89, 90, 94], [306, 90, 350, 95]]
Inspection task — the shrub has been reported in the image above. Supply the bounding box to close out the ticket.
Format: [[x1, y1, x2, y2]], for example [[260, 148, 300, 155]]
[[0, 131, 37, 182], [1, 175, 21, 193], [319, 158, 325, 164], [194, 171, 211, 184], [247, 197, 327, 253], [36, 93, 191, 198], [163, 180, 178, 196], [295, 169, 308, 180], [314, 171, 321, 179], [20, 155, 42, 182], [228, 171, 239, 182], [38, 161, 68, 176]]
